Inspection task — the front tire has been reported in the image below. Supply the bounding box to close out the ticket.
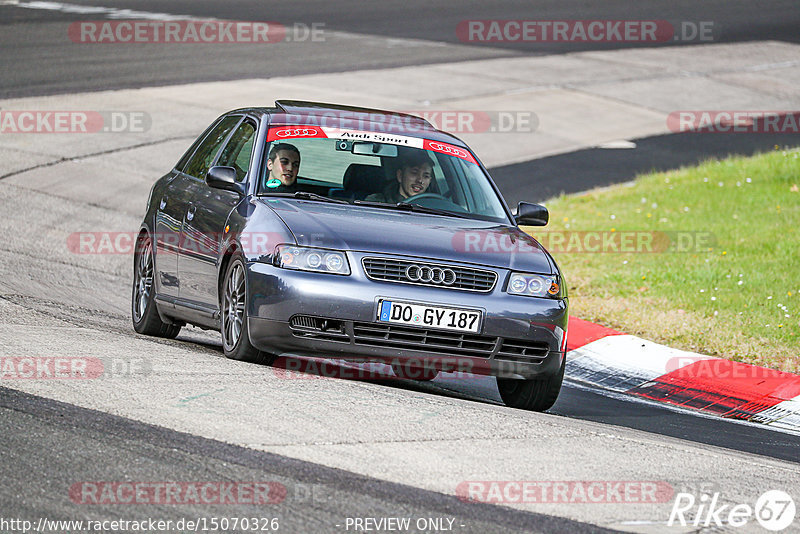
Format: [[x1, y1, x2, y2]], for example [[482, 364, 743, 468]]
[[221, 254, 275, 365], [132, 234, 181, 339], [497, 358, 565, 412]]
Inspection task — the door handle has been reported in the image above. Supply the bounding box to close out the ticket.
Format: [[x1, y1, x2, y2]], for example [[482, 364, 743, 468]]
[[186, 205, 196, 222]]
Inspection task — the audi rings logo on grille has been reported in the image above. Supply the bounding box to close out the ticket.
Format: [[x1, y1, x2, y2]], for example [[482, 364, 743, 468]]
[[405, 265, 457, 286], [427, 142, 468, 159], [275, 128, 319, 137]]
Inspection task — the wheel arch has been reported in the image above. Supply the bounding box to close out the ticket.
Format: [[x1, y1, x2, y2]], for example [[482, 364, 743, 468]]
[[218, 240, 243, 306], [133, 226, 152, 273]]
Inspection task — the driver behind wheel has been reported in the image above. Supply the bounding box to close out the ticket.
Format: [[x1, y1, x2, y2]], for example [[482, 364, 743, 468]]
[[365, 150, 434, 203], [265, 142, 301, 193]]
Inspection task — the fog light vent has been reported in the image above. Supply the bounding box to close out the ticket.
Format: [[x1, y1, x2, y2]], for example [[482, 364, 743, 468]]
[[289, 316, 348, 342]]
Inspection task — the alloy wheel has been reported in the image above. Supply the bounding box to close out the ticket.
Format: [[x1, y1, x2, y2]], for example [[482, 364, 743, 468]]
[[133, 239, 153, 323], [222, 262, 246, 351]]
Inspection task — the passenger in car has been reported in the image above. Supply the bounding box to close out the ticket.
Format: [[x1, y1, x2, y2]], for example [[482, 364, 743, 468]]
[[364, 151, 434, 203], [265, 143, 301, 192]]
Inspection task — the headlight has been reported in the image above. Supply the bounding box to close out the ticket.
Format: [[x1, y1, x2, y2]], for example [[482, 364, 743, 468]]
[[507, 272, 563, 298], [274, 245, 350, 275]]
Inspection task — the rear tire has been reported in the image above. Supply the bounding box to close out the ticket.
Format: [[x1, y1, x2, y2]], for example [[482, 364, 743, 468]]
[[132, 234, 181, 339], [221, 254, 275, 365], [497, 358, 565, 412]]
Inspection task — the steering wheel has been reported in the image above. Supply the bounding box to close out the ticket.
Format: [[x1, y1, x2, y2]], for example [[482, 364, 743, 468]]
[[398, 192, 449, 204]]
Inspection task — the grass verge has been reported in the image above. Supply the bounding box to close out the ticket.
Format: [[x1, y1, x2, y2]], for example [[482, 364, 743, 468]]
[[523, 147, 800, 373]]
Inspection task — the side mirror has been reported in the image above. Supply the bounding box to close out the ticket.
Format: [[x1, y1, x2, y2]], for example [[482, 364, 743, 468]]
[[206, 166, 245, 196], [515, 202, 549, 226]]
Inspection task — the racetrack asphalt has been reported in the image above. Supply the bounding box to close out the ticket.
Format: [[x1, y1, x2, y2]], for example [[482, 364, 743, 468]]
[[1, 0, 799, 98], [1, 1, 799, 532], [0, 386, 618, 534]]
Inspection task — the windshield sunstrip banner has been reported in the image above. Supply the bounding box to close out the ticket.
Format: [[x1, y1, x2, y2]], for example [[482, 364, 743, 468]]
[[266, 126, 477, 164]]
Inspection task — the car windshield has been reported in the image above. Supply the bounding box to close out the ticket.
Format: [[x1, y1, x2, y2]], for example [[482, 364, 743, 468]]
[[257, 128, 510, 223]]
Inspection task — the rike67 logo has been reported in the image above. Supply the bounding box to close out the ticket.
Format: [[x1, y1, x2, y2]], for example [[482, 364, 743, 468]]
[[669, 490, 796, 531]]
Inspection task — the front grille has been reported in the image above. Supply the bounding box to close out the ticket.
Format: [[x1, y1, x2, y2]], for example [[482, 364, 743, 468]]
[[362, 257, 497, 292], [352, 322, 497, 358], [495, 339, 550, 363]]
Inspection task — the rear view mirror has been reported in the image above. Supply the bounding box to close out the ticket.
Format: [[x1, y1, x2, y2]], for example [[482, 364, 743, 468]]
[[352, 142, 398, 158], [515, 202, 549, 226]]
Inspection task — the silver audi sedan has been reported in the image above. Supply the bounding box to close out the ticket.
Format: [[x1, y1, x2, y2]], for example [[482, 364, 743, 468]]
[[132, 100, 568, 411]]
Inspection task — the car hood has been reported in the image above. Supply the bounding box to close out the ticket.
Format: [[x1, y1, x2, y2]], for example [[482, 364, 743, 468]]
[[257, 198, 554, 273]]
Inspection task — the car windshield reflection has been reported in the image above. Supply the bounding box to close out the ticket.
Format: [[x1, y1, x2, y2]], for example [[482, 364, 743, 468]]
[[257, 137, 510, 224]]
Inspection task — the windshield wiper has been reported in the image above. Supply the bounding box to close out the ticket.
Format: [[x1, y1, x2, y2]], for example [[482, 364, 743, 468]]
[[353, 200, 470, 219], [261, 192, 349, 204]]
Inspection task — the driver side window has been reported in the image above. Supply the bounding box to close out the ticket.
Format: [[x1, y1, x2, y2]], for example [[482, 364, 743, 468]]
[[217, 121, 256, 182], [183, 115, 241, 179]]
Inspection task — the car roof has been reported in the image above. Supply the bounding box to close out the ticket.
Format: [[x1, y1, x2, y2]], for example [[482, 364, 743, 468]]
[[228, 100, 470, 147]]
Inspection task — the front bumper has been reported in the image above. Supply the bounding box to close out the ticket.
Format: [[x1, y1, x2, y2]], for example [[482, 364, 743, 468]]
[[246, 254, 568, 380]]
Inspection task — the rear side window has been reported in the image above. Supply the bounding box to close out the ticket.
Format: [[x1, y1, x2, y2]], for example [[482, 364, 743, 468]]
[[217, 120, 256, 182], [183, 115, 241, 179]]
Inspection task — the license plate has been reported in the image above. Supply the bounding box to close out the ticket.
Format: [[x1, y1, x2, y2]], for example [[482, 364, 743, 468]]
[[377, 300, 482, 333]]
